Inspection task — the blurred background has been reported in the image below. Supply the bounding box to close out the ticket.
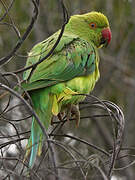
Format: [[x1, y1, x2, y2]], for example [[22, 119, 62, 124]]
[[0, 0, 135, 179]]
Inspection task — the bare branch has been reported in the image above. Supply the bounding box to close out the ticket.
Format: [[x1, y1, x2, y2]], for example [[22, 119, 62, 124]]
[[0, 0, 39, 66]]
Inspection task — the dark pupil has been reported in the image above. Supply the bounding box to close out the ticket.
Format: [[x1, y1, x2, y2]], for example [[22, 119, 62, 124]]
[[91, 24, 95, 27]]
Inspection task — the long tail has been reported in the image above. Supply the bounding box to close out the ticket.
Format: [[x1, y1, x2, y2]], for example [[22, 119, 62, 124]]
[[29, 118, 40, 168], [25, 89, 54, 168]]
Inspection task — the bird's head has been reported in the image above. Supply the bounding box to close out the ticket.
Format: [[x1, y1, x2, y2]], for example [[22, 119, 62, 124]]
[[66, 11, 111, 48]]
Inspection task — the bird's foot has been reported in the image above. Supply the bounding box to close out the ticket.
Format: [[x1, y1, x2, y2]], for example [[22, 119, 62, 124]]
[[66, 104, 80, 127], [71, 104, 80, 127]]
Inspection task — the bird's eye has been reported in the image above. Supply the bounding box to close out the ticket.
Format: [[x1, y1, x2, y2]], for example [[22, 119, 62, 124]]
[[89, 22, 96, 29]]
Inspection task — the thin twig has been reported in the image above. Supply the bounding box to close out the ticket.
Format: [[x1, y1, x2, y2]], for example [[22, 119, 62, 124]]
[[0, 0, 39, 66]]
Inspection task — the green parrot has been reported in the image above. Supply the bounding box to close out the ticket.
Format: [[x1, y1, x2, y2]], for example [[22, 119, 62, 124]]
[[22, 11, 111, 168]]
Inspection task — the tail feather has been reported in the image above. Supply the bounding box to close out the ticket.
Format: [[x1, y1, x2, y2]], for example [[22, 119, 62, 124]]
[[24, 89, 54, 168], [29, 119, 40, 168]]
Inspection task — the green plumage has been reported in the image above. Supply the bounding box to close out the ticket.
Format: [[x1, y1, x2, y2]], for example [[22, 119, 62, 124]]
[[22, 11, 111, 168]]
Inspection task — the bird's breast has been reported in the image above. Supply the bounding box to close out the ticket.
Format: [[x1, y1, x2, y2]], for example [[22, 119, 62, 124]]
[[66, 71, 99, 95], [50, 70, 100, 115]]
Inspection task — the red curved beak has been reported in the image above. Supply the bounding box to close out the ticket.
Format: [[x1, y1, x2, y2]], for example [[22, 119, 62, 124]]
[[101, 27, 112, 46]]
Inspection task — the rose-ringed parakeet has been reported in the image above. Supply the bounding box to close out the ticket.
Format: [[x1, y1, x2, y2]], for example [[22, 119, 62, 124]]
[[22, 11, 111, 168]]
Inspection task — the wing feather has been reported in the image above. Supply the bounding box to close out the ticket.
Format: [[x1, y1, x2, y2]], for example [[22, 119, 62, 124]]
[[22, 32, 97, 91]]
